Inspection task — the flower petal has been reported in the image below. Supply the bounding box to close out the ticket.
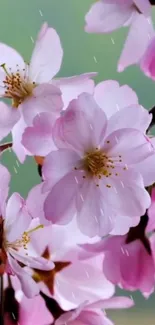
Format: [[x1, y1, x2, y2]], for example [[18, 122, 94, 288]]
[[106, 104, 151, 135], [42, 149, 80, 190], [0, 102, 20, 140], [100, 169, 151, 217], [103, 128, 154, 165], [44, 171, 78, 224], [118, 15, 154, 72], [5, 193, 32, 242], [22, 112, 56, 156], [29, 23, 63, 82], [26, 183, 50, 226], [94, 80, 138, 119], [85, 1, 134, 33], [8, 255, 39, 298], [21, 84, 63, 125], [140, 36, 155, 80], [12, 116, 30, 163], [53, 93, 107, 153], [0, 164, 10, 216], [52, 72, 96, 109]]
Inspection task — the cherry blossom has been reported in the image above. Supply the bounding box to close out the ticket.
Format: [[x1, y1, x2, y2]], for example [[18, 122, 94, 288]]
[[27, 218, 114, 310], [0, 22, 96, 162], [0, 164, 54, 298], [55, 296, 134, 325], [25, 93, 154, 237]]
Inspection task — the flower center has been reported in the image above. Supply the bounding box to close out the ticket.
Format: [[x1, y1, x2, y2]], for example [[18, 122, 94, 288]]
[[5, 224, 44, 251], [1, 64, 36, 107]]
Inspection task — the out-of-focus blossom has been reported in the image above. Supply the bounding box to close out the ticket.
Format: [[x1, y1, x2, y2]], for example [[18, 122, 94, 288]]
[[81, 218, 155, 297], [85, 0, 154, 72], [0, 164, 54, 298], [27, 218, 114, 310], [55, 296, 134, 325]]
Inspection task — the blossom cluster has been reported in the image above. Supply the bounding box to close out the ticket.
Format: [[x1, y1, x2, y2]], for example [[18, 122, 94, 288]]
[[1, 1, 155, 324]]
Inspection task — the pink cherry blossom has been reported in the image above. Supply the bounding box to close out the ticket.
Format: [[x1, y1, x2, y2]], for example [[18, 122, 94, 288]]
[[82, 233, 155, 297], [26, 93, 154, 237], [0, 164, 54, 298], [55, 296, 134, 325], [0, 23, 96, 163], [27, 218, 114, 311], [94, 80, 155, 187], [85, 0, 154, 72]]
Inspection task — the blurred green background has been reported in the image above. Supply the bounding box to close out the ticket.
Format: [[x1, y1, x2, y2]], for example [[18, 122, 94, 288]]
[[1, 0, 155, 323]]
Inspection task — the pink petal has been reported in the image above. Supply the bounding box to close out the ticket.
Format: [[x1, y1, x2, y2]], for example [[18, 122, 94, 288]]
[[133, 0, 151, 15], [89, 296, 134, 310], [85, 1, 134, 33], [0, 43, 25, 90], [26, 183, 50, 226], [19, 294, 53, 325], [103, 128, 154, 164], [8, 255, 39, 298], [0, 102, 20, 140], [4, 193, 32, 242], [140, 37, 155, 80], [21, 84, 63, 125], [12, 116, 30, 163], [106, 104, 152, 135], [29, 23, 63, 82], [55, 260, 114, 310], [135, 152, 155, 186], [94, 80, 138, 119], [22, 112, 56, 156], [110, 215, 140, 236], [42, 149, 81, 190], [44, 171, 78, 224], [52, 72, 97, 109], [100, 169, 151, 217], [0, 163, 10, 216], [118, 15, 154, 72], [76, 181, 114, 237], [53, 93, 107, 153], [10, 249, 54, 270]]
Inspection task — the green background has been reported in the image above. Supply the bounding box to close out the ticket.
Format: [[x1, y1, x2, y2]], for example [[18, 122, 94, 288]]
[[1, 1, 155, 323]]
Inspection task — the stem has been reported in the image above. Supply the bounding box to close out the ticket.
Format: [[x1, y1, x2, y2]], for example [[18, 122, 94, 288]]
[[0, 276, 4, 325]]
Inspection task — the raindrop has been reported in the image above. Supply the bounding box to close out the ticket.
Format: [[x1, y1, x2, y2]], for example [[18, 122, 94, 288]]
[[13, 166, 18, 174], [84, 268, 90, 278], [16, 160, 20, 167], [116, 104, 120, 111], [72, 291, 76, 299], [100, 208, 104, 216], [93, 56, 97, 63], [121, 246, 125, 254], [39, 9, 43, 16], [30, 36, 34, 43], [74, 176, 79, 184], [120, 181, 124, 188], [111, 37, 115, 45], [12, 313, 16, 320], [115, 135, 118, 143], [94, 215, 99, 223], [80, 194, 84, 202], [125, 249, 129, 256], [89, 123, 93, 130]]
